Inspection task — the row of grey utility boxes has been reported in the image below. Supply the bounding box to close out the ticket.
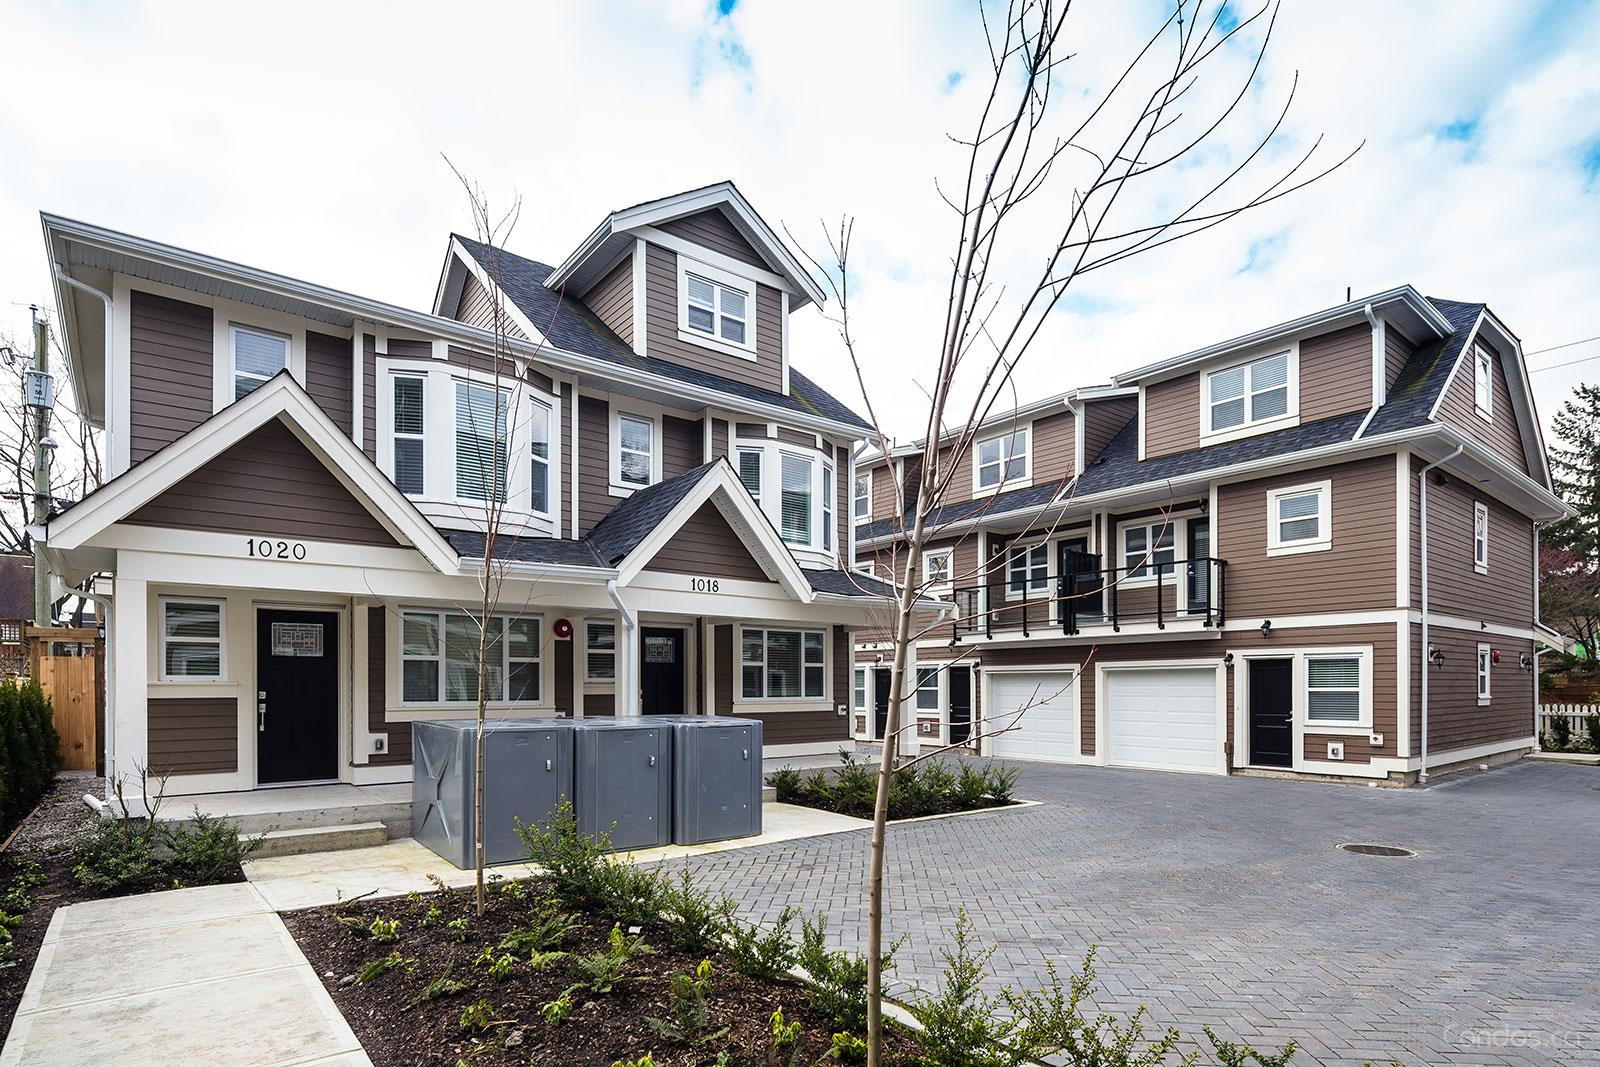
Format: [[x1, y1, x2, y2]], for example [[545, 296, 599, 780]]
[[412, 716, 764, 868]]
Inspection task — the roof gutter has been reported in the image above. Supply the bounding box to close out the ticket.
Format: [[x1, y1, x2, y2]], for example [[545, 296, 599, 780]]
[[455, 556, 620, 583], [41, 215, 870, 440]]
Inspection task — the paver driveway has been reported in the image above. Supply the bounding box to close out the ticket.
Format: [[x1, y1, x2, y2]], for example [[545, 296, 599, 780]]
[[676, 759, 1600, 1066]]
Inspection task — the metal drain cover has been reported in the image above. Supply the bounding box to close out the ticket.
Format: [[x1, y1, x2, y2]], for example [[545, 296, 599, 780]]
[[1337, 842, 1416, 858]]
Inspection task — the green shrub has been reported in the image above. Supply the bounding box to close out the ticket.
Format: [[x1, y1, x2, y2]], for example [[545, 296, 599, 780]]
[[909, 909, 1025, 1067], [726, 905, 800, 980], [982, 763, 1020, 805], [515, 802, 664, 924], [647, 958, 727, 1046], [796, 913, 895, 1034], [1587, 714, 1600, 752], [832, 752, 878, 815], [70, 818, 163, 893], [1547, 714, 1574, 750], [767, 767, 804, 803], [165, 811, 263, 883], [658, 866, 735, 954], [0, 681, 60, 835], [571, 923, 655, 995]]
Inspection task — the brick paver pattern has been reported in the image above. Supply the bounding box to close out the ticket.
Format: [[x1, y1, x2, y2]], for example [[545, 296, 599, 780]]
[[671, 759, 1600, 1066]]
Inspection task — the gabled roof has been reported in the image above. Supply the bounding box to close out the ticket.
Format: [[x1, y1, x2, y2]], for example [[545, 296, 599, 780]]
[[449, 235, 870, 432], [586, 461, 724, 567], [1361, 297, 1484, 438], [44, 373, 459, 571], [542, 182, 827, 309]]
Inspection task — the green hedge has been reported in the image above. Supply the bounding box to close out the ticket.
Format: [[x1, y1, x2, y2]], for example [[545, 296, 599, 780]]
[[0, 680, 60, 836]]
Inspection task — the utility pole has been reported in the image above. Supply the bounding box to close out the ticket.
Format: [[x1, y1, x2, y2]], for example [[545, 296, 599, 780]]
[[28, 306, 54, 626]]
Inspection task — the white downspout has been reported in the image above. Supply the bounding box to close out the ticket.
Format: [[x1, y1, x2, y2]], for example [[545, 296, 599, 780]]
[[1417, 445, 1464, 784], [606, 580, 639, 717]]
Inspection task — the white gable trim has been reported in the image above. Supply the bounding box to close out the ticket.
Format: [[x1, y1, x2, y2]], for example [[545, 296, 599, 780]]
[[1426, 309, 1549, 484], [45, 374, 459, 572], [447, 238, 548, 346], [614, 461, 814, 602]]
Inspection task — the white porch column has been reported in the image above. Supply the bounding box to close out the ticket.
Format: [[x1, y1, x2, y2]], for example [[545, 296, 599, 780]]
[[569, 620, 584, 718], [900, 640, 920, 756], [110, 575, 149, 800]]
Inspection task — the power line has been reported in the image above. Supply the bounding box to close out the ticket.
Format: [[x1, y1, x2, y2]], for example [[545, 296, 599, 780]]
[[1525, 335, 1600, 357], [1528, 350, 1600, 375]]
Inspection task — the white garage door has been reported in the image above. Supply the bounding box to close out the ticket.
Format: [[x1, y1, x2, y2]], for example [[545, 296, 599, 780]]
[[988, 671, 1080, 762], [1105, 667, 1219, 774]]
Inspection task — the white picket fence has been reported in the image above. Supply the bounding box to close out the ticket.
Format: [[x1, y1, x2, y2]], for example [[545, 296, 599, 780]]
[[1538, 703, 1599, 746]]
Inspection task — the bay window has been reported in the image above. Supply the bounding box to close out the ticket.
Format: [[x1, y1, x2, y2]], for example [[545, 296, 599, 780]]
[[741, 627, 826, 700], [401, 610, 542, 705], [780, 453, 813, 545], [391, 375, 425, 495], [160, 599, 224, 680], [1121, 522, 1176, 580], [1206, 350, 1291, 435], [737, 448, 763, 503], [822, 462, 835, 552], [529, 398, 552, 514], [455, 381, 509, 502], [232, 324, 289, 400]]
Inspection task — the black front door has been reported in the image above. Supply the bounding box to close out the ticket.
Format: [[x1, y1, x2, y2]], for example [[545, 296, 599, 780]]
[[640, 627, 686, 715], [1248, 658, 1294, 768], [1187, 517, 1212, 614], [257, 609, 339, 784], [947, 666, 972, 745], [873, 668, 892, 740], [1057, 537, 1102, 624]]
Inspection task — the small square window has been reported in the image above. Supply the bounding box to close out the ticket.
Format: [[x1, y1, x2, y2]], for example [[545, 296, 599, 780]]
[[976, 430, 1028, 490], [1266, 482, 1331, 555], [1121, 522, 1176, 580], [682, 268, 753, 352], [1306, 655, 1362, 724], [232, 325, 289, 400], [161, 600, 223, 679], [1007, 543, 1048, 595]]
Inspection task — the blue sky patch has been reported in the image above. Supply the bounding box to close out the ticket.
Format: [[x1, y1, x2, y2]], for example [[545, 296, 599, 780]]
[[716, 0, 737, 16], [1237, 231, 1286, 275]]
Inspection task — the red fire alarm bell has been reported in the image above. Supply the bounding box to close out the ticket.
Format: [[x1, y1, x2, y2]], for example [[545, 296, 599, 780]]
[[552, 618, 574, 640]]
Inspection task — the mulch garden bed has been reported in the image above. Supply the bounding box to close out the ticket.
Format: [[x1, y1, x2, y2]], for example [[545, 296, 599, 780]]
[[286, 878, 923, 1066], [0, 774, 105, 1040], [769, 754, 1022, 822]]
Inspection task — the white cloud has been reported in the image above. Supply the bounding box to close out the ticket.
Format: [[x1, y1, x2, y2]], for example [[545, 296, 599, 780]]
[[1, 0, 1596, 444]]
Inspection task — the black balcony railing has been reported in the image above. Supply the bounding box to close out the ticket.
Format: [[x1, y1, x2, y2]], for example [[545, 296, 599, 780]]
[[948, 553, 1227, 641]]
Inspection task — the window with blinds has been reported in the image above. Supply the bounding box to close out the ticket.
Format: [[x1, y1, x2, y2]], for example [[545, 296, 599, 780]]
[[231, 325, 289, 400], [737, 448, 762, 503], [779, 453, 812, 545], [455, 380, 508, 503], [1306, 655, 1361, 723], [529, 398, 551, 514], [741, 627, 826, 699], [1207, 350, 1290, 433], [392, 375, 425, 495]]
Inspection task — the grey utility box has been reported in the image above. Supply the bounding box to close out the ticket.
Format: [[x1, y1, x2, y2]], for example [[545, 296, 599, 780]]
[[663, 716, 764, 845], [571, 719, 673, 850], [412, 719, 574, 869]]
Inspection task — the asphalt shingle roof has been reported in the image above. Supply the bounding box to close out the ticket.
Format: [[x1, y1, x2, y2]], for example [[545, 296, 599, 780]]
[[584, 460, 723, 566], [802, 568, 897, 598], [443, 531, 604, 568], [1363, 297, 1483, 437], [452, 236, 870, 431]]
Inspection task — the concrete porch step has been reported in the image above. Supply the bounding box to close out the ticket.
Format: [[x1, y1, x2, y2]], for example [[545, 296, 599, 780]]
[[253, 821, 391, 858]]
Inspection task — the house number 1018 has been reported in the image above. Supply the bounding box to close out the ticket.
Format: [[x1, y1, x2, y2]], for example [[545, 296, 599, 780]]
[[690, 577, 720, 593], [247, 538, 307, 561]]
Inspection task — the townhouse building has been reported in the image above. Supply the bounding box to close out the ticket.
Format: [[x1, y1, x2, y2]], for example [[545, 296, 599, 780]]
[[854, 289, 1568, 783], [39, 183, 906, 800]]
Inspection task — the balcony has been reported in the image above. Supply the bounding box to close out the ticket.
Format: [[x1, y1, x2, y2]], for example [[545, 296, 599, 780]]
[[947, 552, 1227, 642]]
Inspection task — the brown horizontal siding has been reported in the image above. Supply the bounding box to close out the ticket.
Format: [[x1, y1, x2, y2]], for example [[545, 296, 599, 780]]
[[1032, 410, 1075, 486], [129, 290, 213, 464], [1385, 327, 1417, 392], [659, 209, 766, 267], [663, 415, 702, 478], [368, 606, 409, 765], [835, 444, 850, 554], [1299, 324, 1372, 423], [304, 330, 353, 437], [1082, 396, 1136, 464], [577, 395, 611, 535], [362, 334, 377, 459], [1414, 463, 1535, 625], [869, 464, 900, 523], [585, 254, 634, 346], [735, 422, 769, 439], [644, 243, 783, 393], [560, 382, 574, 536], [584, 693, 615, 717], [710, 419, 729, 459], [645, 502, 768, 582], [1410, 624, 1534, 753], [1142, 373, 1201, 458], [1217, 457, 1397, 618], [740, 709, 849, 746], [148, 697, 237, 776], [1435, 335, 1529, 473], [446, 344, 547, 391], [127, 418, 398, 546], [776, 426, 815, 448]]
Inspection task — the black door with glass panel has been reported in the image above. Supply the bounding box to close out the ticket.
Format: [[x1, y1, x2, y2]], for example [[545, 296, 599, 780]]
[[1056, 536, 1102, 625], [947, 665, 972, 745], [640, 627, 686, 715], [257, 609, 339, 784], [1248, 658, 1293, 768], [873, 668, 892, 740], [1186, 517, 1211, 614]]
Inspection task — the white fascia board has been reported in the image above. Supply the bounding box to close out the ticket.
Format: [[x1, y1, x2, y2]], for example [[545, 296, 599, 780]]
[[37, 214, 870, 441], [45, 374, 460, 572], [1114, 286, 1453, 386], [457, 558, 619, 583], [448, 238, 548, 345], [613, 462, 814, 602], [1474, 309, 1553, 488], [41, 223, 97, 428]]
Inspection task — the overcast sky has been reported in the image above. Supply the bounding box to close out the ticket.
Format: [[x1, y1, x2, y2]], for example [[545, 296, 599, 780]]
[[2, 0, 1596, 444]]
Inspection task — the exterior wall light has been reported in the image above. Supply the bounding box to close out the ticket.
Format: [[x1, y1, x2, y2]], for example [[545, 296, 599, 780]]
[[1429, 647, 1445, 669], [1259, 619, 1272, 638], [1520, 653, 1534, 672]]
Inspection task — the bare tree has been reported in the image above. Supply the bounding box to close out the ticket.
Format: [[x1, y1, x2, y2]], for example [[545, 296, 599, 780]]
[[0, 325, 102, 556], [804, 2, 1358, 1060]]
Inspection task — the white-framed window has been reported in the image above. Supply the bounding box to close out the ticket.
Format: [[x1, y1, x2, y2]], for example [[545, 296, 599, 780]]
[[454, 379, 509, 503], [853, 667, 867, 712], [853, 471, 872, 521], [1473, 344, 1493, 420], [529, 397, 552, 514], [611, 410, 660, 493], [975, 428, 1029, 493], [822, 462, 835, 553], [677, 257, 757, 359], [1477, 644, 1492, 704], [740, 627, 827, 700], [1121, 521, 1177, 581], [585, 619, 615, 683], [1473, 501, 1489, 574], [159, 598, 224, 680], [737, 448, 763, 503], [1266, 480, 1332, 556], [1007, 542, 1048, 596], [1205, 350, 1293, 437], [401, 610, 542, 705], [231, 324, 289, 400], [1305, 655, 1362, 725], [779, 452, 813, 546], [915, 666, 940, 711], [923, 548, 953, 591], [390, 374, 426, 496]]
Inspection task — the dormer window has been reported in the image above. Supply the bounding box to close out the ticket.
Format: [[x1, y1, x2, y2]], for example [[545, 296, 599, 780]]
[[677, 257, 756, 359], [1473, 344, 1493, 421], [231, 324, 289, 400], [853, 472, 871, 521], [1204, 350, 1293, 439], [975, 428, 1029, 493]]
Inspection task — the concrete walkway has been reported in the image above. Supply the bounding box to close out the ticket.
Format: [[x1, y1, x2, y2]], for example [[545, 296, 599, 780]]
[[1, 882, 369, 1067]]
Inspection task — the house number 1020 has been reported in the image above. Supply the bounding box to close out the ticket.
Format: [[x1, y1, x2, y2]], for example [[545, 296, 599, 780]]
[[690, 577, 720, 593], [247, 538, 307, 561]]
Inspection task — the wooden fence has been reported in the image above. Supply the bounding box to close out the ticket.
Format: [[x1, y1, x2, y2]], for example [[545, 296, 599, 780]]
[[26, 625, 103, 772], [1538, 703, 1599, 747]]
